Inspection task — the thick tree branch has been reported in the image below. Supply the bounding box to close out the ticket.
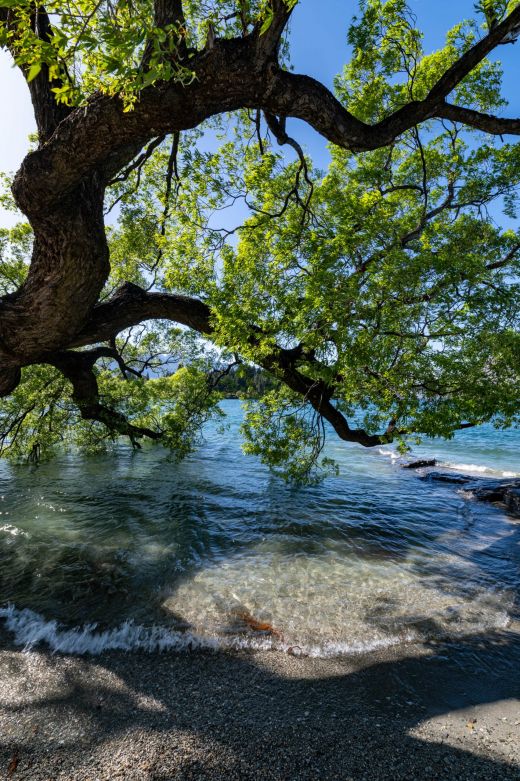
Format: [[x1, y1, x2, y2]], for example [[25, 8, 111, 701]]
[[70, 282, 213, 347], [2, 3, 520, 419], [47, 348, 162, 445], [70, 283, 393, 448], [0, 176, 109, 365], [265, 8, 520, 149], [154, 0, 185, 29], [142, 0, 187, 66], [436, 103, 520, 134], [265, 69, 520, 154], [255, 0, 294, 56], [9, 5, 520, 217]]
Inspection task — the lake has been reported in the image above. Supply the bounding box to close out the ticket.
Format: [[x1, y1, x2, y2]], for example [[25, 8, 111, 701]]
[[1, 400, 519, 656]]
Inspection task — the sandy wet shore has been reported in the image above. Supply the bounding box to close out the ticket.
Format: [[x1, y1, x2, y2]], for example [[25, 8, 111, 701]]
[[0, 628, 519, 780]]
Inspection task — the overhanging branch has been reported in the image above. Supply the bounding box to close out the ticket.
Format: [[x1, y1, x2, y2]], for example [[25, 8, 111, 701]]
[[436, 103, 520, 134], [69, 283, 395, 448], [47, 348, 162, 445]]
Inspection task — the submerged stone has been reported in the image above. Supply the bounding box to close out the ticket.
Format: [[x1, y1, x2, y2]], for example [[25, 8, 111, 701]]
[[402, 459, 437, 469], [422, 472, 520, 518], [423, 472, 472, 484]]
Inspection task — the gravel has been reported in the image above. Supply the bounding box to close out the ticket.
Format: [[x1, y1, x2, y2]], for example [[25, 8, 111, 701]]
[[0, 627, 519, 780]]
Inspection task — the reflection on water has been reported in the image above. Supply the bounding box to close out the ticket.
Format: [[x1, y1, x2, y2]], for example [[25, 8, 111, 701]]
[[0, 401, 519, 656]]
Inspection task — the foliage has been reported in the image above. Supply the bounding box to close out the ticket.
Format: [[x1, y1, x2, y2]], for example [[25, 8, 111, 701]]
[[0, 0, 297, 109], [208, 365, 278, 397], [0, 364, 70, 462], [242, 387, 338, 484], [0, 1, 519, 480], [475, 1, 520, 31], [0, 329, 224, 461]]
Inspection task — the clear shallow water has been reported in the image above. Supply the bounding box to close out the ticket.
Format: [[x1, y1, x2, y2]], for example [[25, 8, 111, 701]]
[[0, 401, 519, 656]]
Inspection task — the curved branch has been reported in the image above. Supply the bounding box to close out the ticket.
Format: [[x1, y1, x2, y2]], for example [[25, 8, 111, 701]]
[[2, 3, 520, 422], [265, 69, 520, 154], [70, 282, 213, 347], [9, 3, 520, 216], [436, 103, 520, 135], [48, 348, 162, 444], [70, 283, 392, 448]]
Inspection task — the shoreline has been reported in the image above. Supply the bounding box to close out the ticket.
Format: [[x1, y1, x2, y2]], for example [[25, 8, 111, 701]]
[[1, 434, 519, 778], [1, 628, 519, 780]]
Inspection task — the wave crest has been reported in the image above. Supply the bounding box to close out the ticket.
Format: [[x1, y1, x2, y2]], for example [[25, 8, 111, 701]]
[[0, 605, 510, 659]]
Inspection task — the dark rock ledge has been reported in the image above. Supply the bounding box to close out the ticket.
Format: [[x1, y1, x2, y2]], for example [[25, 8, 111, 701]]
[[419, 471, 520, 519], [402, 459, 437, 469]]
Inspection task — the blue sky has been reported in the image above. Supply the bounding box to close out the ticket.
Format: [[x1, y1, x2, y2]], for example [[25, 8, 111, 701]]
[[288, 0, 520, 167], [1, 0, 520, 226]]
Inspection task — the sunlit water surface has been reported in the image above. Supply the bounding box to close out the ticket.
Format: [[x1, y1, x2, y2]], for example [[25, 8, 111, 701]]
[[0, 401, 519, 656]]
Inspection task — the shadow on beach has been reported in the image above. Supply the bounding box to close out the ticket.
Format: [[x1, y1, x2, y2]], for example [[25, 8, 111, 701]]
[[0, 628, 519, 780]]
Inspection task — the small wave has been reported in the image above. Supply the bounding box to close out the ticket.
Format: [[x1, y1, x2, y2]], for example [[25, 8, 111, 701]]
[[0, 606, 220, 655], [0, 605, 410, 657], [0, 605, 511, 659], [377, 449, 400, 461], [440, 462, 519, 478], [447, 463, 490, 473], [0, 524, 28, 538]]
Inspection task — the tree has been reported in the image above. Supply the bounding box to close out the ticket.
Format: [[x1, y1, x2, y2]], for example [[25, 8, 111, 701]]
[[0, 0, 519, 480]]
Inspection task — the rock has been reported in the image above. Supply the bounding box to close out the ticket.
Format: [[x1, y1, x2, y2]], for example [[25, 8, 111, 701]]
[[420, 473, 520, 518], [423, 472, 471, 484], [505, 488, 520, 518], [472, 486, 507, 503], [402, 459, 437, 469], [469, 481, 520, 517]]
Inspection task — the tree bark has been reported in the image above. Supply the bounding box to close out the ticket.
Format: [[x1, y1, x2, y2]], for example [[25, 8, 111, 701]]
[[1, 1, 520, 444]]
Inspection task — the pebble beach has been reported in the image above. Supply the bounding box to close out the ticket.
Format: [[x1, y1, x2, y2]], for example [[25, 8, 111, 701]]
[[1, 627, 519, 780]]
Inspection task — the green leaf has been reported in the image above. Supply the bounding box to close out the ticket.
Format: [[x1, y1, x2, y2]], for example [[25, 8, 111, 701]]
[[259, 9, 274, 35], [27, 63, 42, 83]]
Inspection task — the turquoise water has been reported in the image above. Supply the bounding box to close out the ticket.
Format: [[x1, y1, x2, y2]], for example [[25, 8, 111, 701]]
[[0, 400, 519, 656]]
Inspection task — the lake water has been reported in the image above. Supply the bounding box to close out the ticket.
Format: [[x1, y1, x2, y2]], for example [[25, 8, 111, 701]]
[[0, 400, 519, 656]]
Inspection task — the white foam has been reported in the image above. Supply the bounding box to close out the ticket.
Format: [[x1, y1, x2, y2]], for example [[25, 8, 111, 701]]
[[0, 606, 219, 655], [442, 462, 489, 473], [441, 462, 519, 478], [0, 605, 511, 658], [0, 604, 419, 657], [0, 524, 28, 537], [377, 449, 400, 461]]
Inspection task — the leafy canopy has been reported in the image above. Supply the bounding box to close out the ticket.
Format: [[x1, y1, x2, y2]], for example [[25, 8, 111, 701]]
[[0, 0, 519, 481], [0, 0, 296, 109]]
